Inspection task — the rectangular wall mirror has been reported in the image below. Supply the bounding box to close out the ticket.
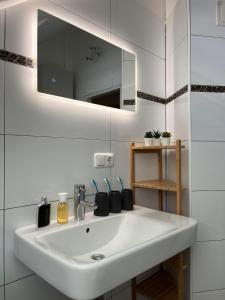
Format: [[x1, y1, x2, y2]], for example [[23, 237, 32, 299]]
[[37, 10, 136, 111]]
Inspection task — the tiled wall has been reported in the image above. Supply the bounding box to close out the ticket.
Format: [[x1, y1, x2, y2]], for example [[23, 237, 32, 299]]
[[165, 0, 188, 98], [165, 0, 189, 218], [0, 0, 165, 299], [165, 1, 190, 298], [190, 0, 225, 299]]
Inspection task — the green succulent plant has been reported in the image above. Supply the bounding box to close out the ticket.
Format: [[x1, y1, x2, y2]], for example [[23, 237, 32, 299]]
[[153, 130, 161, 139], [144, 131, 153, 138], [162, 131, 171, 138]]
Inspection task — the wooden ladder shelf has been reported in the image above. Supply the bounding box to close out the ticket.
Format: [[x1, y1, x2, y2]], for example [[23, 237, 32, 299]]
[[130, 139, 186, 300]]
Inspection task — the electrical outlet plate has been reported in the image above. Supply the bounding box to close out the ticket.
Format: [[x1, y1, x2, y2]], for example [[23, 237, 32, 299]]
[[94, 153, 114, 168]]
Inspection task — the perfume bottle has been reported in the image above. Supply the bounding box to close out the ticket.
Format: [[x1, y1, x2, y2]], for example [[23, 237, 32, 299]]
[[37, 196, 51, 228], [57, 193, 68, 224]]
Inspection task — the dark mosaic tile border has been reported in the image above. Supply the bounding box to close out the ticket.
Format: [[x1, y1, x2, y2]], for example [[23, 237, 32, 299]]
[[0, 49, 34, 68], [137, 91, 165, 104], [165, 85, 188, 104], [191, 84, 225, 93], [2, 49, 224, 103], [137, 85, 188, 105], [123, 99, 135, 105]]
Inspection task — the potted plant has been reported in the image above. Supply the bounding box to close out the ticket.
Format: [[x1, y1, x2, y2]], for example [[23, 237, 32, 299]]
[[144, 131, 153, 146], [153, 130, 161, 146], [161, 131, 172, 145]]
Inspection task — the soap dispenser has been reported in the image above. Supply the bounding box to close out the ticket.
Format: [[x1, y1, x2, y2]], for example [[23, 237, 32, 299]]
[[57, 193, 68, 224], [37, 196, 51, 228]]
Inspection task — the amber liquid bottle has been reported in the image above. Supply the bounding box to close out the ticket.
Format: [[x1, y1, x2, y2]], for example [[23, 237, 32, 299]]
[[57, 193, 68, 224]]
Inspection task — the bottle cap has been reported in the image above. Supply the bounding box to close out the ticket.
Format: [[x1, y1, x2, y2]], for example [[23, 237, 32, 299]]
[[58, 193, 68, 203], [41, 196, 48, 205]]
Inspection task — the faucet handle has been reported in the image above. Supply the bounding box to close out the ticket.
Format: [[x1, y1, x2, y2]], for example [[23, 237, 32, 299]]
[[74, 184, 86, 203], [75, 184, 86, 192]]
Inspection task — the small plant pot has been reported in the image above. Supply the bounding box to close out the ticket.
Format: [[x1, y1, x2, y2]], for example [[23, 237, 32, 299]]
[[153, 138, 161, 146], [144, 138, 153, 146], [162, 137, 171, 146]]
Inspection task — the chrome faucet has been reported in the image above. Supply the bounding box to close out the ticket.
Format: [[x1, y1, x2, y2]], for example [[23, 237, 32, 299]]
[[74, 184, 97, 221]]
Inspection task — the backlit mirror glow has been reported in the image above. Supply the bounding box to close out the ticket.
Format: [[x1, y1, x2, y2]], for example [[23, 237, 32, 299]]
[[37, 10, 136, 111]]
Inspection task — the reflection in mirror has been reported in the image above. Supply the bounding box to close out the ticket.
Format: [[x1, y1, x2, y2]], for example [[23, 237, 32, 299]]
[[37, 10, 136, 111]]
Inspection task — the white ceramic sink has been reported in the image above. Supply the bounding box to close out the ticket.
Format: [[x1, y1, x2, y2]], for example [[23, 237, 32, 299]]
[[14, 206, 197, 300]]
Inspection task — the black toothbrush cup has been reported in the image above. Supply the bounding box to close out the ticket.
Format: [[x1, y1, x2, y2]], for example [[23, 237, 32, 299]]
[[92, 179, 109, 216], [94, 178, 133, 215], [117, 177, 133, 211], [94, 192, 109, 216], [104, 177, 122, 213], [109, 190, 122, 213], [121, 188, 133, 210]]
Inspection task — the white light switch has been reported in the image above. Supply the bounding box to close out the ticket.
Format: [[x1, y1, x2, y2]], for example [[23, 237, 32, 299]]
[[94, 153, 114, 168]]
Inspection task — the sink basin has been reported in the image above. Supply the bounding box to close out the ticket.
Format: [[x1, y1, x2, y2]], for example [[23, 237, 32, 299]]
[[14, 206, 197, 300]]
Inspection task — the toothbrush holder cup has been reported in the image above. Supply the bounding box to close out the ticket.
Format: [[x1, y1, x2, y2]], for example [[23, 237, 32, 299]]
[[94, 192, 109, 216], [109, 191, 122, 213], [121, 189, 133, 211]]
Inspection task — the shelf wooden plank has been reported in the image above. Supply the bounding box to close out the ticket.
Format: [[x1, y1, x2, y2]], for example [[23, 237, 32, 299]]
[[137, 270, 178, 300], [164, 253, 187, 271], [131, 143, 185, 151], [133, 180, 177, 192]]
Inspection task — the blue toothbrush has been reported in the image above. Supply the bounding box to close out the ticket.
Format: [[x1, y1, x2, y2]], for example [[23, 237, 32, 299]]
[[104, 178, 111, 193], [92, 179, 99, 193], [117, 176, 124, 191]]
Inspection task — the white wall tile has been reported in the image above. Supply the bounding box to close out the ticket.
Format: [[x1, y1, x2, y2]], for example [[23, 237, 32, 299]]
[[192, 191, 225, 241], [191, 92, 225, 141], [193, 289, 225, 300], [192, 241, 225, 292], [5, 275, 70, 300], [166, 37, 188, 97], [0, 287, 4, 300], [110, 141, 130, 190], [0, 9, 5, 50], [166, 93, 189, 142], [191, 0, 225, 39], [111, 34, 165, 98], [50, 0, 110, 31], [135, 189, 160, 210], [111, 0, 165, 58], [5, 206, 35, 283], [166, 141, 189, 215], [166, 141, 189, 186], [5, 0, 110, 58], [111, 99, 165, 142], [0, 211, 4, 286], [166, 0, 187, 57], [5, 63, 110, 139], [135, 49, 165, 98], [191, 35, 225, 85], [0, 61, 4, 134], [191, 142, 225, 190], [0, 136, 4, 210], [146, 0, 165, 20], [166, 0, 179, 19], [5, 135, 110, 208]]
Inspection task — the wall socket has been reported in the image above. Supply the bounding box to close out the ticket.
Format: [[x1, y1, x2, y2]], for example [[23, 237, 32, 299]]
[[94, 153, 114, 168]]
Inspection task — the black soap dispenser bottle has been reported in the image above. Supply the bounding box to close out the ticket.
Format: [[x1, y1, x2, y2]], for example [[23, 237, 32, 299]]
[[37, 196, 51, 228]]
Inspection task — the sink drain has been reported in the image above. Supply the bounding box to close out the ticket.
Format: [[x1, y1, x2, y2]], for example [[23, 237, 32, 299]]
[[91, 253, 105, 261]]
